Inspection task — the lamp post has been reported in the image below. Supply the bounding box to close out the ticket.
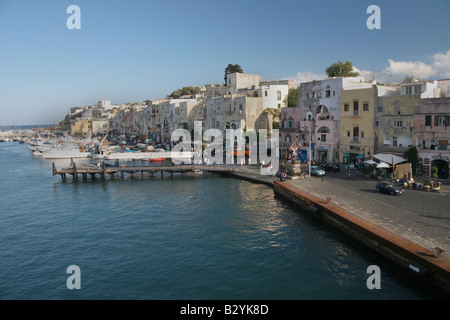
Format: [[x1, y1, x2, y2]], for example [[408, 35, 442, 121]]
[[302, 126, 311, 177]]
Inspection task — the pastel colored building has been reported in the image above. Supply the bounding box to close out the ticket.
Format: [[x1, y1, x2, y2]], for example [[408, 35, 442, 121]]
[[413, 97, 450, 179], [279, 107, 301, 159], [340, 85, 376, 166]]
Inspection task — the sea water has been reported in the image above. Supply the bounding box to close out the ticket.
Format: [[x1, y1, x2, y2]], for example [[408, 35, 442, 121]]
[[0, 142, 442, 299]]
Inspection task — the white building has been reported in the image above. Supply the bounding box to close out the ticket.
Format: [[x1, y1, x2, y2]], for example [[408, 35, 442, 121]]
[[225, 73, 260, 95], [259, 80, 294, 110], [399, 80, 439, 98]]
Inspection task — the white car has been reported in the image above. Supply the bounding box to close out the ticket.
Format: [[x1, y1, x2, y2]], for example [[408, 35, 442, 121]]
[[309, 165, 325, 176]]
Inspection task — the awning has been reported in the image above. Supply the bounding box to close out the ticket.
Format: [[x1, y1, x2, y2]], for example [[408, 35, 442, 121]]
[[373, 153, 407, 165], [364, 159, 377, 165], [376, 162, 390, 168]]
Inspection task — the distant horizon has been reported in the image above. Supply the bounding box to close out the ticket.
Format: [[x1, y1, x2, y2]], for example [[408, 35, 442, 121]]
[[1, 124, 58, 129]]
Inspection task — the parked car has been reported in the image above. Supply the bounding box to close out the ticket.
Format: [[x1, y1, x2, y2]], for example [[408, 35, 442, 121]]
[[376, 181, 404, 195], [309, 165, 325, 177], [322, 163, 340, 172]]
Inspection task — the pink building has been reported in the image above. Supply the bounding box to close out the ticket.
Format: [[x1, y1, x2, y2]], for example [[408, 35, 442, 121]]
[[279, 107, 302, 160], [413, 98, 450, 179]]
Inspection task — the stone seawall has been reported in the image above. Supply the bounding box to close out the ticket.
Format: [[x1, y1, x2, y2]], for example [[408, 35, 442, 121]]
[[273, 180, 450, 294]]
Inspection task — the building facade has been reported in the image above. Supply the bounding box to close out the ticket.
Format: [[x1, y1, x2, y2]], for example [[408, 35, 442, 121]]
[[413, 97, 450, 179], [340, 85, 376, 166]]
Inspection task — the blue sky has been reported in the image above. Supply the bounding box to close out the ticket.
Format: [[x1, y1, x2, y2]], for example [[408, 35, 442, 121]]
[[0, 0, 449, 125]]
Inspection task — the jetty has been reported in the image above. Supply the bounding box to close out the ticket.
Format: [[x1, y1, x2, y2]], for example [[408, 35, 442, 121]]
[[52, 161, 236, 180]]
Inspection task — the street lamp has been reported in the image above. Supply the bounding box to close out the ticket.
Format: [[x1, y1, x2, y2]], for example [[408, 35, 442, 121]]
[[302, 126, 311, 177]]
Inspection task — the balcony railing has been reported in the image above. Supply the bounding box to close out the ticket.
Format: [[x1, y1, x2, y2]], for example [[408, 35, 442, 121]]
[[351, 136, 360, 143]]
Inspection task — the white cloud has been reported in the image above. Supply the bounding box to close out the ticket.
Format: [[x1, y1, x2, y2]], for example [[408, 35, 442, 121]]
[[289, 50, 450, 85], [288, 71, 327, 86], [432, 50, 450, 78], [385, 59, 437, 81]]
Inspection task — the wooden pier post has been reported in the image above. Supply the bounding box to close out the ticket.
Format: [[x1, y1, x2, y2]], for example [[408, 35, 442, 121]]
[[101, 161, 106, 179], [73, 162, 78, 180]]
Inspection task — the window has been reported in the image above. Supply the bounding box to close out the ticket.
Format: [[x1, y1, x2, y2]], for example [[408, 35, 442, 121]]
[[377, 106, 383, 112], [435, 115, 449, 126], [392, 136, 398, 147], [326, 86, 331, 97], [347, 131, 350, 137], [425, 115, 432, 126], [288, 118, 293, 128], [414, 85, 422, 94], [277, 91, 282, 100], [285, 135, 292, 143], [363, 103, 369, 111], [265, 91, 268, 97], [394, 120, 403, 128], [321, 134, 327, 142], [406, 122, 411, 128], [278, 104, 281, 108], [361, 132, 365, 138], [375, 121, 379, 127], [353, 126, 359, 137], [353, 101, 359, 116], [344, 104, 349, 112]]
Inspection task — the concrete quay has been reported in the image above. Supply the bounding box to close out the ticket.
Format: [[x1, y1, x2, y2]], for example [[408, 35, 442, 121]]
[[225, 166, 450, 294]]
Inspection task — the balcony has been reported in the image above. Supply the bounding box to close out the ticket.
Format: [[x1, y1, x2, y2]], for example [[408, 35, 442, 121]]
[[280, 127, 298, 133], [351, 136, 360, 143]]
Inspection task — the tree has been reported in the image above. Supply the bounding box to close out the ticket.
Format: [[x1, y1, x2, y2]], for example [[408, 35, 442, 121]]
[[224, 64, 243, 83], [402, 75, 414, 83], [284, 87, 299, 108], [167, 86, 200, 99], [325, 60, 359, 78], [405, 146, 418, 176]]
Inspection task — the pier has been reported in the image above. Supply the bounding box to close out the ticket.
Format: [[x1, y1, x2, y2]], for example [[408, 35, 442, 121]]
[[52, 161, 236, 180]]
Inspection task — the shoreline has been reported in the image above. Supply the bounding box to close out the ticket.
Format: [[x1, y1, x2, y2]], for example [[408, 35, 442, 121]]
[[47, 155, 450, 295], [223, 168, 450, 295]]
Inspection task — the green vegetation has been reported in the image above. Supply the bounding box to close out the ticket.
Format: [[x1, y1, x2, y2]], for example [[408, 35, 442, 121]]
[[224, 64, 243, 83], [405, 146, 418, 176], [325, 60, 359, 77], [167, 86, 200, 99], [402, 75, 414, 83], [285, 87, 299, 108]]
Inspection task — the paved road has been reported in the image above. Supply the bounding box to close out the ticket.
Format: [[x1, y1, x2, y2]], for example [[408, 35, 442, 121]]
[[230, 165, 450, 260], [290, 170, 450, 260]]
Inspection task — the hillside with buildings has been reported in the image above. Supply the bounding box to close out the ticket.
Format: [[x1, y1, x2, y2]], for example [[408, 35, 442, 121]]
[[60, 70, 450, 180]]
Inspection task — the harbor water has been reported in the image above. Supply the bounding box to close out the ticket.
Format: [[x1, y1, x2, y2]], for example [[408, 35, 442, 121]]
[[0, 142, 442, 299]]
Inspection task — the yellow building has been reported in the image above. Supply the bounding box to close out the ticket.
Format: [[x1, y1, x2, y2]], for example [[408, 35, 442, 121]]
[[340, 85, 375, 167], [71, 120, 92, 137]]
